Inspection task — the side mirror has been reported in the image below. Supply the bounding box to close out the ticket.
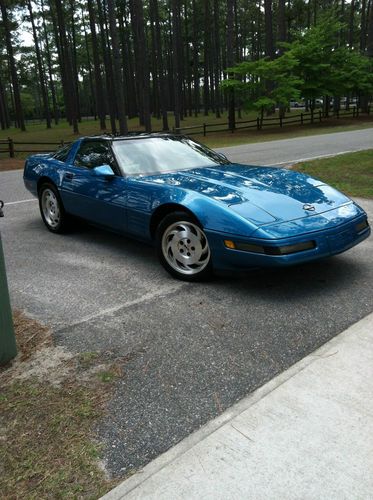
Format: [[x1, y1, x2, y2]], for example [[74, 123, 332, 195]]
[[92, 165, 115, 179]]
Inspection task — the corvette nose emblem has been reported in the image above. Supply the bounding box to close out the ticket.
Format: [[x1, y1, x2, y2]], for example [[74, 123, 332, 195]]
[[303, 203, 315, 211]]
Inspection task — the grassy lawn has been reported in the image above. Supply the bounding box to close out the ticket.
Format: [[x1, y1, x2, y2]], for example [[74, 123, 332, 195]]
[[296, 149, 373, 199], [0, 311, 125, 498]]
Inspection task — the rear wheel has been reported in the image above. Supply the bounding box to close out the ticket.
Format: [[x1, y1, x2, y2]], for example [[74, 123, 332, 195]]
[[156, 212, 213, 281], [38, 183, 70, 233]]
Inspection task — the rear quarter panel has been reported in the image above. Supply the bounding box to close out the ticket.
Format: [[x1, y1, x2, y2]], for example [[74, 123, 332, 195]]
[[23, 141, 80, 196]]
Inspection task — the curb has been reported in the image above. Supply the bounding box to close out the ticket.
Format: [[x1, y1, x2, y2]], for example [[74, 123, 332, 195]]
[[102, 311, 373, 499]]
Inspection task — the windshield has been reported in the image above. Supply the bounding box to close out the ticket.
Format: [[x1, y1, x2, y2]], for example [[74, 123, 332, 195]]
[[111, 136, 229, 175]]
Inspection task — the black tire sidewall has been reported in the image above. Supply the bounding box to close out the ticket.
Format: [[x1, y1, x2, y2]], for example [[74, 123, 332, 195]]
[[156, 211, 213, 281]]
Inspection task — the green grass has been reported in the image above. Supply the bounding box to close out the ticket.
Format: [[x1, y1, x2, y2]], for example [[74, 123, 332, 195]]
[[296, 149, 373, 199]]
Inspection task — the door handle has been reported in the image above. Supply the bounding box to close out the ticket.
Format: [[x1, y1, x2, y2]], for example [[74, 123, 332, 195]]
[[64, 172, 74, 180]]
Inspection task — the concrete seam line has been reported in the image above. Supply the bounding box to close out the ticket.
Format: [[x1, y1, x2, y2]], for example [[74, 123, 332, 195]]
[[53, 283, 185, 333], [5, 199, 37, 206], [101, 311, 373, 500]]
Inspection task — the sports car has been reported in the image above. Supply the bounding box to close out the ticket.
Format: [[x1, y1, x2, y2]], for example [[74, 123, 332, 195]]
[[23, 134, 370, 281]]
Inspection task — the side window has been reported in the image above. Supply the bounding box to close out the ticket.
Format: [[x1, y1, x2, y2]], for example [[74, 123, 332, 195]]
[[54, 144, 71, 162], [74, 141, 116, 170]]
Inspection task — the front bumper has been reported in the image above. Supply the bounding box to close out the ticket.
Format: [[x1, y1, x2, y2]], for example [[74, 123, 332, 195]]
[[206, 215, 370, 272]]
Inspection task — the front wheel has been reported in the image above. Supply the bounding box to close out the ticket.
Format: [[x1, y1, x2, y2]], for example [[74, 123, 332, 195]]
[[156, 212, 213, 281], [38, 183, 70, 233]]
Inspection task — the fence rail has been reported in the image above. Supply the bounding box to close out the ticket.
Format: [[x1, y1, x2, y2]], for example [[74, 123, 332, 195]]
[[0, 139, 68, 159], [173, 107, 370, 136], [0, 107, 371, 159]]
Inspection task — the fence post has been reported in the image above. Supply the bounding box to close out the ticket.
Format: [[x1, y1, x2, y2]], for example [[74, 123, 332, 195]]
[[0, 201, 17, 366], [319, 110, 322, 122], [356, 106, 359, 117], [256, 117, 260, 130], [203, 123, 206, 137], [8, 137, 14, 158], [301, 113, 303, 125], [279, 116, 283, 128]]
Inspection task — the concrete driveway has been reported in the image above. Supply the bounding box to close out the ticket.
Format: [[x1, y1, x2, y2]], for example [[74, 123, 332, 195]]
[[1, 130, 372, 476]]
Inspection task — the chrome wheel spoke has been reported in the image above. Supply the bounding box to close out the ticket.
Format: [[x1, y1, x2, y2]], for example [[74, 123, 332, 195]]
[[162, 220, 211, 275], [41, 189, 61, 228]]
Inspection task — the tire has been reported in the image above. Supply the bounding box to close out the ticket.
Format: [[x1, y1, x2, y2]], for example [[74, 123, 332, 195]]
[[156, 211, 213, 281], [38, 182, 70, 234]]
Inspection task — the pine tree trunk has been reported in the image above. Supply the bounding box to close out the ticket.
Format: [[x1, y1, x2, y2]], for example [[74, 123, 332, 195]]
[[171, 0, 182, 128], [360, 0, 367, 52], [119, 8, 138, 119], [107, 0, 128, 134], [97, 0, 117, 133], [0, 0, 26, 131], [150, 0, 169, 130], [0, 74, 10, 129], [27, 0, 51, 128], [278, 0, 286, 52], [41, 0, 59, 124], [49, 1, 71, 124], [203, 0, 210, 116], [192, 0, 200, 117], [53, 0, 79, 134], [87, 0, 106, 129], [69, 0, 81, 122], [130, 0, 151, 132], [227, 0, 235, 129], [82, 9, 96, 119]]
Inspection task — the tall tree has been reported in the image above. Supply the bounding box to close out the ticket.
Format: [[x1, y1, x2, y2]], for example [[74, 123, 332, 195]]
[[192, 0, 200, 117], [97, 0, 117, 133], [203, 0, 211, 115], [40, 0, 59, 124], [264, 0, 275, 59], [53, 0, 79, 133], [150, 0, 169, 130], [0, 0, 26, 130], [130, 0, 151, 131], [27, 0, 51, 128], [227, 0, 235, 129], [171, 0, 182, 128], [87, 0, 106, 130], [107, 0, 127, 134]]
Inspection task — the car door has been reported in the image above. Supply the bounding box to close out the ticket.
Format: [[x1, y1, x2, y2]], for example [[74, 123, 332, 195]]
[[60, 139, 127, 232]]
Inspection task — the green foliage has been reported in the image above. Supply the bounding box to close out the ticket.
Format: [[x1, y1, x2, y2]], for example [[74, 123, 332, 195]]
[[223, 12, 373, 114]]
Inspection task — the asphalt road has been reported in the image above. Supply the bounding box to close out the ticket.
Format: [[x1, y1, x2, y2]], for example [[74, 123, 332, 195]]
[[218, 126, 373, 165], [1, 129, 372, 477]]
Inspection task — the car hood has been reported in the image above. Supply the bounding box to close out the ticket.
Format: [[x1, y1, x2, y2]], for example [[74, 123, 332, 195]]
[[140, 164, 351, 224]]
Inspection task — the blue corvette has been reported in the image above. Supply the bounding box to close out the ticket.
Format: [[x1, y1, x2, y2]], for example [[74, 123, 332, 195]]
[[23, 134, 370, 281]]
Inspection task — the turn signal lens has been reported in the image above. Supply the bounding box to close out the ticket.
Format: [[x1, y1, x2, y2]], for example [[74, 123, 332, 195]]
[[224, 240, 236, 249], [265, 241, 316, 255], [356, 220, 369, 233]]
